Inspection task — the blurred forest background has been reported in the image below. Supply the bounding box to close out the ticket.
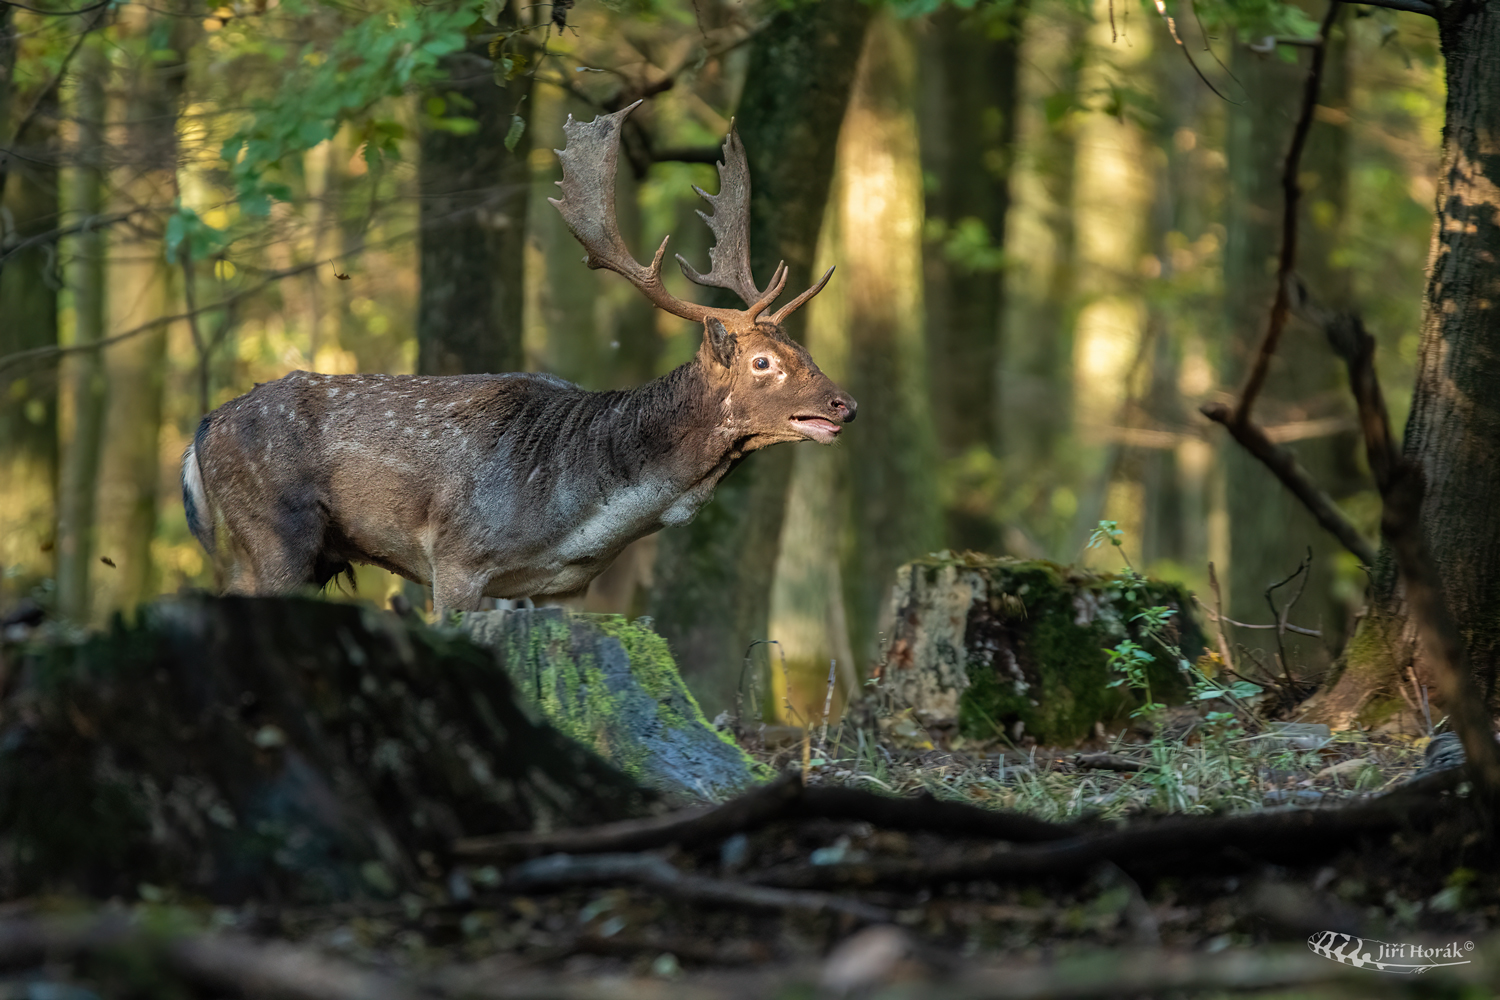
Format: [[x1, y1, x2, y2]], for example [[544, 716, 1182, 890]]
[[0, 0, 1445, 717]]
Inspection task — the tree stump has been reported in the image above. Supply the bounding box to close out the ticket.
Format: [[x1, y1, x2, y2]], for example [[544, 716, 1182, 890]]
[[0, 596, 651, 903], [877, 555, 1204, 745], [463, 610, 763, 801]]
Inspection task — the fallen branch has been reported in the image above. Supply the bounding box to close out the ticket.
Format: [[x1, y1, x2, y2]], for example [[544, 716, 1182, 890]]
[[1075, 753, 1152, 773], [503, 852, 892, 923], [751, 784, 1457, 890], [455, 771, 1078, 863]]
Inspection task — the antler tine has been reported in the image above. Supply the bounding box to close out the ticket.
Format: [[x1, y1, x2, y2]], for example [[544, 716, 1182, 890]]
[[767, 265, 836, 326], [550, 101, 710, 324], [673, 122, 766, 307], [747, 261, 789, 320]]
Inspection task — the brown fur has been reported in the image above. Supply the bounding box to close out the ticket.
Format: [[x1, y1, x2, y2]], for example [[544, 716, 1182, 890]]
[[183, 322, 855, 616]]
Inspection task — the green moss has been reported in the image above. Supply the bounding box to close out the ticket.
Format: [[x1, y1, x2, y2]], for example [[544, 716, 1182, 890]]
[[946, 557, 1202, 745], [468, 610, 765, 799]]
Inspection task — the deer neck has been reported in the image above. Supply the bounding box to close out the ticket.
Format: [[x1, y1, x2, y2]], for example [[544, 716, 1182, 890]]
[[612, 360, 743, 490]]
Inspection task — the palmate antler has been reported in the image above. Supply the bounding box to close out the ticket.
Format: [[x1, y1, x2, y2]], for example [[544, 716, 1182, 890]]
[[549, 101, 833, 329]]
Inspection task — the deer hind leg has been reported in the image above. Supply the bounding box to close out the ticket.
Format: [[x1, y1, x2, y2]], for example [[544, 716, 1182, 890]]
[[218, 502, 329, 597]]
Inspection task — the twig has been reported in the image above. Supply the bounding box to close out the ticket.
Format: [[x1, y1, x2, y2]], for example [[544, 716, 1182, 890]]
[[1230, 0, 1341, 425], [819, 659, 836, 751], [1193, 595, 1321, 637], [1265, 549, 1312, 690], [1151, 0, 1234, 103], [502, 852, 891, 924], [1205, 563, 1236, 669], [0, 209, 153, 268]]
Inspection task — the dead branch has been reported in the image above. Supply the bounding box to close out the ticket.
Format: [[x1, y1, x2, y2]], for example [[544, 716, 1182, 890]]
[[455, 771, 1078, 864], [1200, 1, 1380, 567], [1321, 309, 1500, 805], [502, 852, 892, 923], [1231, 0, 1341, 423], [1193, 595, 1321, 637], [750, 785, 1458, 890], [1075, 753, 1152, 773], [1199, 404, 1377, 565]]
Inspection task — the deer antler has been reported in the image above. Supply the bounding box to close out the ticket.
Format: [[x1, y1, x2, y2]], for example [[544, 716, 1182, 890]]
[[551, 102, 831, 328], [675, 124, 788, 316]]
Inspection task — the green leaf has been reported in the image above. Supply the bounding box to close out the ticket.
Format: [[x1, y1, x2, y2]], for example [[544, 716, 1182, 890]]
[[504, 113, 526, 152]]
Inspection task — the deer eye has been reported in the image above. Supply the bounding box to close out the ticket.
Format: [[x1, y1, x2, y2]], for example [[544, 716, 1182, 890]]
[[753, 357, 771, 371]]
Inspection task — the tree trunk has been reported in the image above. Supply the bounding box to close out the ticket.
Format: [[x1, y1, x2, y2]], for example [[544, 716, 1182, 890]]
[[918, 4, 1024, 553], [839, 14, 943, 667], [647, 0, 872, 715], [1221, 25, 1357, 673], [416, 31, 533, 376], [92, 12, 185, 620], [0, 7, 61, 608], [1314, 0, 1500, 727], [55, 37, 110, 623]]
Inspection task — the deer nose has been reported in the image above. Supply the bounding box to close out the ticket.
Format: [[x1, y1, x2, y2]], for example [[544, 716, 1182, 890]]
[[830, 393, 857, 423]]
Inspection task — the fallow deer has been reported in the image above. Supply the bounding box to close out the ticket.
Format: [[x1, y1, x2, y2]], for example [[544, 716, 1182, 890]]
[[182, 101, 856, 617]]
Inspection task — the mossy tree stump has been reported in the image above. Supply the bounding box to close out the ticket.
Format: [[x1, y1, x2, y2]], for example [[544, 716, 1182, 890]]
[[878, 555, 1204, 745], [463, 610, 763, 801], [0, 596, 651, 903]]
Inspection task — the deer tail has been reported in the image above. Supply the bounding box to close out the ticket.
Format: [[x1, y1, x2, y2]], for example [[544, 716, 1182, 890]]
[[182, 416, 214, 553]]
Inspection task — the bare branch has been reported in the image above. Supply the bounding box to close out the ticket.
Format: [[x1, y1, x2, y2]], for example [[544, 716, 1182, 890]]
[[1230, 0, 1342, 426]]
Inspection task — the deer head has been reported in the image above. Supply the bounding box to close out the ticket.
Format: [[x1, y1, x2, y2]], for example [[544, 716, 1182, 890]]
[[549, 102, 856, 452]]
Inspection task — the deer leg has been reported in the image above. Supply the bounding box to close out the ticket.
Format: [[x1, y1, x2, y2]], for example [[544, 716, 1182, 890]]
[[431, 565, 487, 623], [218, 505, 325, 596]]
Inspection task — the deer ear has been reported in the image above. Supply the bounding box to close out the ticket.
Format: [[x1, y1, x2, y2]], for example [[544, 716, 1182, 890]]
[[703, 317, 737, 369]]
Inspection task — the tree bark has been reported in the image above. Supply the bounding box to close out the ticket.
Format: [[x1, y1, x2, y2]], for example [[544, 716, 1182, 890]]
[[0, 5, 61, 608], [648, 0, 872, 714], [416, 31, 533, 377], [92, 11, 185, 620], [1315, 0, 1500, 726], [1221, 26, 1357, 671], [55, 37, 109, 623], [918, 4, 1024, 553], [839, 14, 943, 667]]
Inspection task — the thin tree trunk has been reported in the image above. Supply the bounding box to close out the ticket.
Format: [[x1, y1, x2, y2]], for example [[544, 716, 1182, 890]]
[[1315, 0, 1500, 726], [55, 37, 109, 623], [0, 6, 61, 607], [1002, 12, 1085, 558], [839, 14, 943, 667], [416, 30, 533, 376], [92, 12, 186, 619], [648, 0, 872, 714], [1221, 26, 1356, 672], [918, 4, 1024, 554]]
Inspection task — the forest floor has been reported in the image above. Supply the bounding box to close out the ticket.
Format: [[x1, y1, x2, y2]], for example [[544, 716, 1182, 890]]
[[6, 702, 1489, 1000]]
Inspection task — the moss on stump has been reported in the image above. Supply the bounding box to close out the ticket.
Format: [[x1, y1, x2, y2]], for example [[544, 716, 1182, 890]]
[[879, 554, 1204, 745], [462, 609, 763, 802]]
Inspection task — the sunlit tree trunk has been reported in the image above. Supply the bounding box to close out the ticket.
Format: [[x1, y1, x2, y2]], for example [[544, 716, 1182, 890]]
[[55, 37, 110, 622], [0, 6, 61, 608], [1315, 0, 1500, 725], [1001, 11, 1086, 558], [1221, 24, 1357, 673], [648, 0, 871, 714], [93, 12, 186, 619], [838, 14, 943, 666], [918, 3, 1024, 553], [416, 26, 533, 376]]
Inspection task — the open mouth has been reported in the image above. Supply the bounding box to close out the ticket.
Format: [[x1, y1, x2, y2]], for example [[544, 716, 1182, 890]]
[[790, 416, 841, 443]]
